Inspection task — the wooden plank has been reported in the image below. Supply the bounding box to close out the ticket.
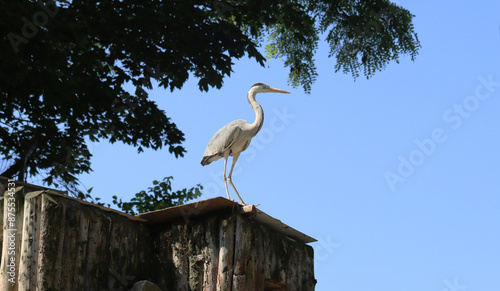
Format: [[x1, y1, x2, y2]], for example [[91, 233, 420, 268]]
[[60, 197, 79, 290], [37, 193, 66, 290], [0, 185, 25, 291], [261, 219, 287, 288], [216, 214, 234, 291], [0, 184, 3, 253], [80, 203, 104, 289], [284, 239, 299, 290], [254, 219, 266, 291], [147, 228, 173, 290], [188, 221, 204, 290], [108, 213, 136, 290], [298, 245, 316, 290], [203, 216, 220, 291], [171, 222, 190, 291], [18, 190, 42, 290], [233, 215, 260, 290]]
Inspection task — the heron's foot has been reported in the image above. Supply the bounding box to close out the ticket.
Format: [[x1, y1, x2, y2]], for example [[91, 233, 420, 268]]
[[229, 198, 247, 206]]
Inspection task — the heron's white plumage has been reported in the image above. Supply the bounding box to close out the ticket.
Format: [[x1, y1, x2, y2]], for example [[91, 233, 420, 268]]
[[200, 83, 290, 204]]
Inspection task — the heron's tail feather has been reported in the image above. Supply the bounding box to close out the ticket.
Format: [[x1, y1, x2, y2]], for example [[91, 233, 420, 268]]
[[201, 153, 224, 166], [201, 155, 214, 166]]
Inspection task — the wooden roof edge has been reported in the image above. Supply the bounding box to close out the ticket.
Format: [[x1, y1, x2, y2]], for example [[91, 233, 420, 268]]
[[253, 208, 317, 243], [137, 197, 317, 244], [0, 176, 147, 223], [135, 196, 239, 223], [1, 176, 65, 194], [1, 178, 316, 243]]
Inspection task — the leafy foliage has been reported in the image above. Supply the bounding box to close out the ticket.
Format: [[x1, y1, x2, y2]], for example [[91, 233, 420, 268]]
[[317, 0, 420, 79], [0, 0, 420, 204], [265, 0, 420, 87], [112, 177, 202, 215]]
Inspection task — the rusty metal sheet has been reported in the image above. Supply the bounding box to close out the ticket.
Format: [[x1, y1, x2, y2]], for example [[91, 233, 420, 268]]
[[136, 197, 317, 243], [136, 197, 239, 224]]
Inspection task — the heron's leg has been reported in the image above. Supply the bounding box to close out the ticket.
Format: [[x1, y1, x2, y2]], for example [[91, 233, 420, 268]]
[[227, 153, 246, 205], [223, 155, 231, 200]]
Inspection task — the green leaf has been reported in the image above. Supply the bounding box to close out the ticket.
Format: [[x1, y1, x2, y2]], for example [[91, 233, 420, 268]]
[[111, 176, 203, 215]]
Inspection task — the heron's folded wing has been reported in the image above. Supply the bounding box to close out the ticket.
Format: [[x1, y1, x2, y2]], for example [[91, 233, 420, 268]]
[[202, 121, 244, 162]]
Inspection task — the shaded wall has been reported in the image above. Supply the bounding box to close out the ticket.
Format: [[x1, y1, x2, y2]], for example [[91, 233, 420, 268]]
[[0, 177, 315, 290]]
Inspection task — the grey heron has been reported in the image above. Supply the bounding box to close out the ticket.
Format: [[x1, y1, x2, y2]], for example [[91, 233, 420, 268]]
[[201, 82, 290, 205]]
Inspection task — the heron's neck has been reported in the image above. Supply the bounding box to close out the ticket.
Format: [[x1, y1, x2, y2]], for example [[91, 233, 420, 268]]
[[248, 89, 264, 135]]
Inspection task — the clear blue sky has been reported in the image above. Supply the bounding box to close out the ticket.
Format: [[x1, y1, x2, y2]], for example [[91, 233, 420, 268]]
[[77, 1, 500, 290]]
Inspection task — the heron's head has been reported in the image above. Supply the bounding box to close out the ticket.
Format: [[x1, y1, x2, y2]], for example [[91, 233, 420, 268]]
[[250, 82, 290, 94]]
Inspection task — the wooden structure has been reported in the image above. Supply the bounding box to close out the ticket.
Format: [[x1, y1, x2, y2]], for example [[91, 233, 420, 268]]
[[0, 177, 316, 290]]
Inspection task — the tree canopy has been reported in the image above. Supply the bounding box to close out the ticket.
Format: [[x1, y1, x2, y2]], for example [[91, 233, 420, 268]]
[[0, 0, 420, 198]]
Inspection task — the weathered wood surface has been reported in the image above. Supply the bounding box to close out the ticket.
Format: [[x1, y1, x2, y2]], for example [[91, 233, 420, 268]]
[[0, 183, 152, 291], [0, 185, 25, 291], [0, 177, 315, 290]]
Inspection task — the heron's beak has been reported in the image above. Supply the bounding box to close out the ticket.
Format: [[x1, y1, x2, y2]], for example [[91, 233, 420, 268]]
[[269, 87, 291, 94]]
